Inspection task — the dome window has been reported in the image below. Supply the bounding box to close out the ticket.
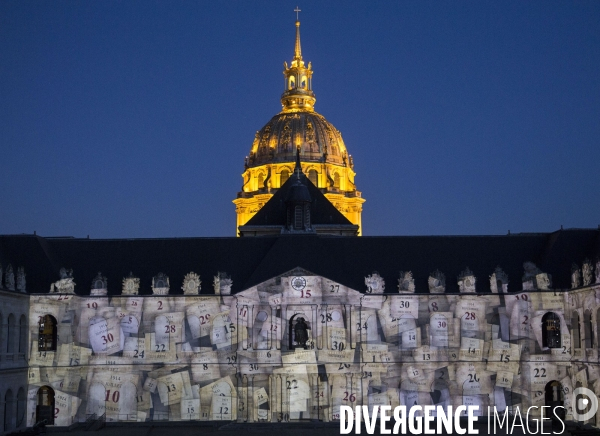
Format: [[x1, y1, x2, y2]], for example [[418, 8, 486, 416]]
[[257, 173, 265, 190], [289, 77, 295, 89], [308, 169, 318, 186], [333, 173, 340, 189], [280, 170, 290, 186]]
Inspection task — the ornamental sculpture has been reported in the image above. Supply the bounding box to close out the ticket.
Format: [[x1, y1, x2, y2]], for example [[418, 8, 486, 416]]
[[50, 267, 75, 294], [522, 261, 541, 290], [489, 266, 509, 293], [428, 270, 445, 294], [122, 272, 140, 295], [582, 259, 593, 287], [182, 272, 201, 295], [522, 262, 552, 290], [5, 264, 15, 290], [536, 272, 552, 290], [152, 272, 170, 295], [90, 272, 108, 296], [457, 267, 476, 293], [365, 272, 384, 294], [571, 264, 581, 289], [16, 266, 26, 292], [397, 271, 415, 293], [213, 272, 232, 295]]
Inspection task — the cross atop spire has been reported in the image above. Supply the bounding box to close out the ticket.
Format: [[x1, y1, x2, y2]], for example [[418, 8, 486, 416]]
[[294, 6, 301, 21]]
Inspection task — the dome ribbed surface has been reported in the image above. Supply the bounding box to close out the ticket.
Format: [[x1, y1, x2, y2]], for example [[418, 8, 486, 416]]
[[248, 111, 348, 167]]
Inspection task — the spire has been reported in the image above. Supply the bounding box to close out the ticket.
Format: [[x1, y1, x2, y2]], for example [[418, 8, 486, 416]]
[[294, 147, 302, 178], [281, 13, 316, 113], [294, 20, 302, 61]]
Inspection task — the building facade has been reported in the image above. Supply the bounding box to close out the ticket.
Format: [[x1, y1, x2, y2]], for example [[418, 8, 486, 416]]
[[0, 232, 599, 430], [1, 15, 600, 434]]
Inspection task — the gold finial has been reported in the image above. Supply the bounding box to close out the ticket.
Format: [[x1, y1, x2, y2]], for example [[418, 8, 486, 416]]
[[280, 8, 315, 112]]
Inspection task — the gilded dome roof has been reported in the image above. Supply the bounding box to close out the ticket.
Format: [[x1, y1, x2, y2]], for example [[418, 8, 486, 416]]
[[247, 111, 349, 168]]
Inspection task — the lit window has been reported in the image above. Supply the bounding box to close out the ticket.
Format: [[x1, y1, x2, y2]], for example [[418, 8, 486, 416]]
[[38, 315, 57, 352], [308, 169, 318, 186], [280, 170, 290, 186], [542, 312, 561, 349]]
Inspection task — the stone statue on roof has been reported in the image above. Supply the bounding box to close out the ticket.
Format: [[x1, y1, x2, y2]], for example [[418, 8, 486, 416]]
[[571, 264, 581, 289], [365, 272, 385, 294], [458, 267, 476, 293], [582, 259, 593, 287], [489, 267, 508, 293], [214, 272, 232, 295], [5, 264, 15, 291], [398, 271, 415, 293], [50, 267, 75, 294], [428, 270, 445, 294], [16, 266, 26, 292]]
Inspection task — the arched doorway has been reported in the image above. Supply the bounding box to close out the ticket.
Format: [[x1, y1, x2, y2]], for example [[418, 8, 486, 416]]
[[545, 381, 564, 421], [36, 386, 55, 424]]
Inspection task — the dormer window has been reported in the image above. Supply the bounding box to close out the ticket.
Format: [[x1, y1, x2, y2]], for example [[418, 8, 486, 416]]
[[294, 206, 303, 229]]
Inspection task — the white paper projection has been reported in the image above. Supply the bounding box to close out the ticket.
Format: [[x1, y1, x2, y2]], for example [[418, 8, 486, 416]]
[[25, 268, 600, 426]]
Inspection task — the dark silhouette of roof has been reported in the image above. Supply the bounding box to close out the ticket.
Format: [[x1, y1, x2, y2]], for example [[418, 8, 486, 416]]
[[1, 228, 598, 296], [244, 168, 353, 228]]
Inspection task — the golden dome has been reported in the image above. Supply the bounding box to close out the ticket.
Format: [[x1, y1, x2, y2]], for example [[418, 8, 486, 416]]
[[247, 111, 351, 168], [233, 17, 364, 236]]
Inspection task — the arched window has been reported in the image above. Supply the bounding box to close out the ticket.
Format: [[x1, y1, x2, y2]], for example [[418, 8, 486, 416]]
[[16, 388, 25, 429], [19, 315, 27, 354], [280, 170, 290, 186], [333, 173, 340, 189], [301, 75, 307, 88], [584, 310, 593, 348], [4, 389, 13, 431], [572, 310, 581, 349], [545, 381, 565, 421], [596, 308, 600, 350], [38, 315, 57, 352], [289, 77, 295, 89], [308, 169, 318, 186], [257, 173, 264, 190], [7, 314, 15, 353], [542, 312, 561, 349]]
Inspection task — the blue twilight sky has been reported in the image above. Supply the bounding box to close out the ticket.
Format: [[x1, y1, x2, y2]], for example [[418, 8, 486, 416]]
[[1, 1, 599, 238]]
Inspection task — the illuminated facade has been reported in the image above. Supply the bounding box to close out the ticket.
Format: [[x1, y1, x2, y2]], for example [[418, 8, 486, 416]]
[[0, 13, 599, 436], [233, 20, 365, 235]]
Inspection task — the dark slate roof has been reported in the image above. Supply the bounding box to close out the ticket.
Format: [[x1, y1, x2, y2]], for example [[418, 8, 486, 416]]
[[244, 171, 354, 228], [1, 229, 599, 296]]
